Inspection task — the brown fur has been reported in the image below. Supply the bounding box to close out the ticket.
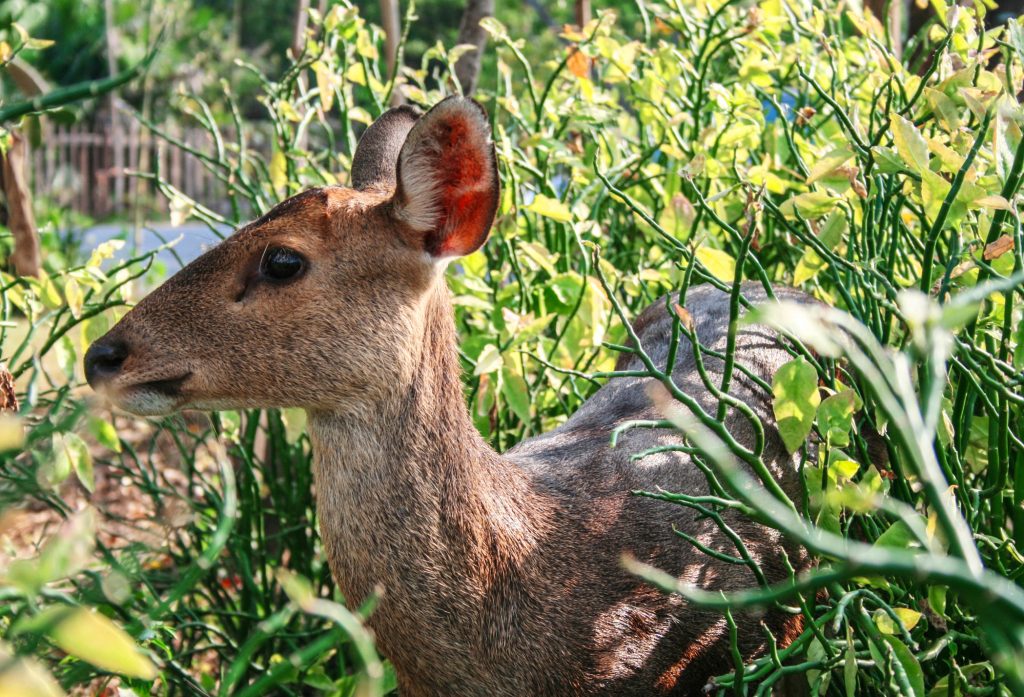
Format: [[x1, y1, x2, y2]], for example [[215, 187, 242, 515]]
[[85, 98, 815, 695]]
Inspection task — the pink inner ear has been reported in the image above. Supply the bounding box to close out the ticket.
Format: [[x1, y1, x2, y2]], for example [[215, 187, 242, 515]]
[[423, 112, 498, 257]]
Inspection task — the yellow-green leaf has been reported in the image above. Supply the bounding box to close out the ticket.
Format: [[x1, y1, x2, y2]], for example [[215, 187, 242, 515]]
[[772, 358, 821, 452], [269, 149, 287, 195], [344, 62, 367, 86], [921, 169, 951, 225], [807, 147, 855, 184], [793, 212, 847, 285], [972, 194, 1011, 210], [64, 277, 84, 319], [281, 408, 307, 444], [313, 60, 338, 112], [892, 115, 930, 173], [277, 100, 301, 123], [518, 241, 559, 276], [474, 344, 504, 375], [35, 272, 63, 310], [0, 652, 65, 697], [695, 246, 736, 283], [0, 414, 25, 452], [355, 29, 379, 60], [525, 194, 572, 222], [49, 608, 157, 680], [87, 240, 124, 269], [779, 191, 839, 219]]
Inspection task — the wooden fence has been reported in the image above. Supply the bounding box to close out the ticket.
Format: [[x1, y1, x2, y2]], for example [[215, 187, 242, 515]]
[[28, 117, 234, 220]]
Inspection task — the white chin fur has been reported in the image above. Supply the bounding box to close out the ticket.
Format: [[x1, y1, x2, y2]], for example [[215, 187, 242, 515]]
[[108, 388, 181, 417]]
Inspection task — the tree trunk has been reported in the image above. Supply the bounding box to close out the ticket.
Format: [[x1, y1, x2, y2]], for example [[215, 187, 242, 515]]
[[454, 0, 495, 97], [380, 0, 403, 105], [104, 0, 124, 214], [575, 0, 591, 27], [292, 0, 311, 59], [2, 132, 40, 277], [2, 58, 48, 276]]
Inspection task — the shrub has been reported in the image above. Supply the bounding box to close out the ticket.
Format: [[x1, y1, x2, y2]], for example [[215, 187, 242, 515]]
[[2, 0, 1024, 694]]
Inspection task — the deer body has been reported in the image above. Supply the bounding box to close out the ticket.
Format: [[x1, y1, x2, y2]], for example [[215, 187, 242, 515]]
[[85, 98, 811, 696], [310, 280, 809, 696]]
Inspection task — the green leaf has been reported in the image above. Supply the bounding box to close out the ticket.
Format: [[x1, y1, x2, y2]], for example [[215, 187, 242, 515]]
[[818, 210, 848, 249], [875, 520, 922, 549], [872, 146, 906, 174], [694, 246, 736, 283], [1015, 319, 1024, 370], [925, 88, 961, 131], [48, 608, 158, 680], [501, 369, 531, 424], [88, 417, 121, 453], [55, 432, 94, 493], [525, 194, 572, 222], [892, 114, 930, 173], [844, 624, 858, 697], [881, 634, 925, 697], [829, 454, 860, 481], [25, 37, 56, 50], [817, 389, 857, 447], [928, 586, 947, 616], [772, 358, 821, 452]]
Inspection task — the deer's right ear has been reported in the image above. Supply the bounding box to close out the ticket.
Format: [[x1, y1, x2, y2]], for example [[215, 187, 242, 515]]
[[391, 96, 499, 259], [351, 105, 422, 191]]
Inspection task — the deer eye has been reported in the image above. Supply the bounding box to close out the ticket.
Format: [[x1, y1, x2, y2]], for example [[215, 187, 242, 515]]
[[261, 247, 305, 281]]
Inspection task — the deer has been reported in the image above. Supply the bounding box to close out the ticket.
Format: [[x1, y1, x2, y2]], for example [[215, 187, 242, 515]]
[[85, 96, 815, 696]]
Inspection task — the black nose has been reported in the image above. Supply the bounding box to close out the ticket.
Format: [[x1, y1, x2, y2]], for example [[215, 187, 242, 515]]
[[84, 338, 129, 386]]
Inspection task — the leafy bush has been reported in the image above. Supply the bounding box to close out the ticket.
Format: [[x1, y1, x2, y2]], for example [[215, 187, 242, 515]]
[[3, 0, 1024, 695]]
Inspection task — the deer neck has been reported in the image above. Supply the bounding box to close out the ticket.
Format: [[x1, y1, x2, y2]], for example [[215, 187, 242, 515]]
[[306, 281, 549, 613]]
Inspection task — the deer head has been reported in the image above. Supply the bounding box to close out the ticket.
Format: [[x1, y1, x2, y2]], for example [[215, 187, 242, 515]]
[[84, 97, 500, 416]]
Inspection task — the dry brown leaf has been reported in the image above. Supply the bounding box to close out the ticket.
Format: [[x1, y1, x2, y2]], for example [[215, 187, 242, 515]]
[[0, 365, 15, 412], [983, 235, 1014, 261], [673, 304, 695, 332]]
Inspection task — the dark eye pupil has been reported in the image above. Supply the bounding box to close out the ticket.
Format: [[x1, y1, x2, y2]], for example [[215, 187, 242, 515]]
[[263, 248, 303, 280]]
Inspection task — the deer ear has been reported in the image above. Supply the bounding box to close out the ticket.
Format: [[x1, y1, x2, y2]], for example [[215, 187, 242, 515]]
[[351, 105, 422, 191], [391, 96, 499, 258]]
